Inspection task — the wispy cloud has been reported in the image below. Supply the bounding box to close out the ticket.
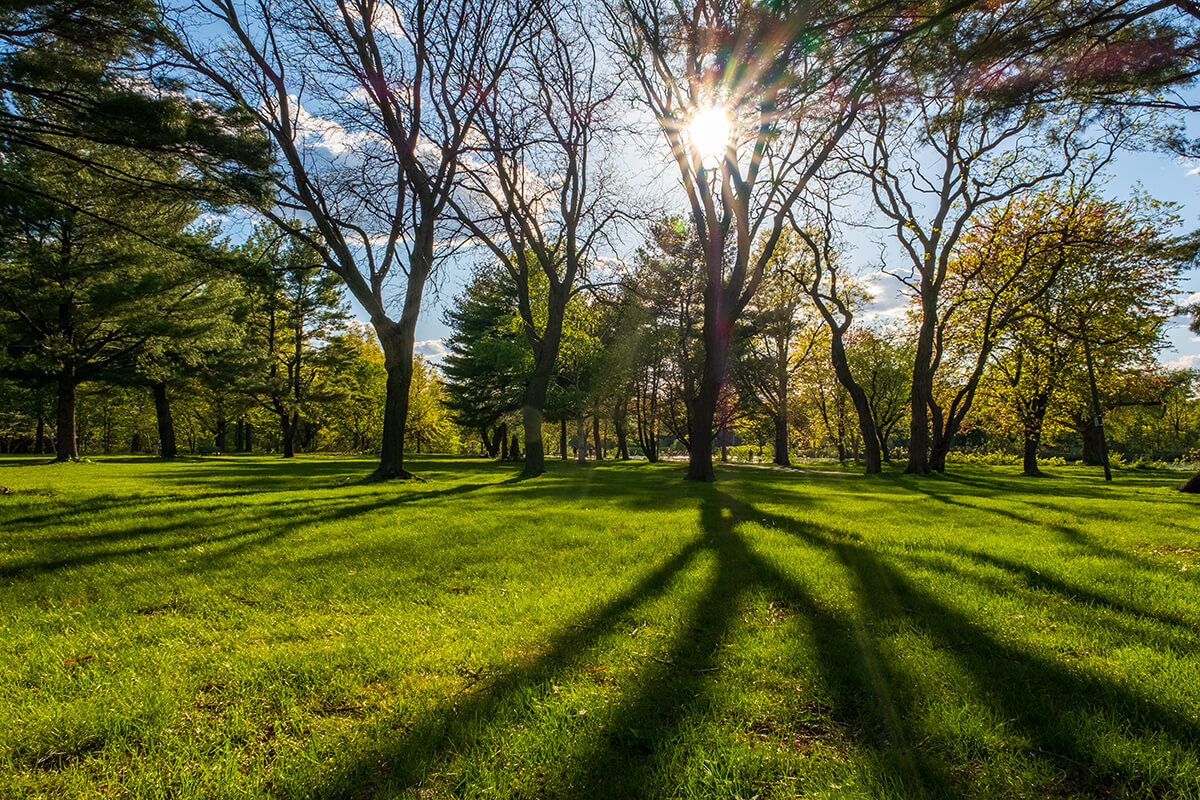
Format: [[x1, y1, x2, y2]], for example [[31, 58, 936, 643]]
[[415, 339, 448, 358]]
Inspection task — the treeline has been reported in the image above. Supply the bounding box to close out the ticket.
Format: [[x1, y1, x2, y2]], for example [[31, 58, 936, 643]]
[[440, 218, 1200, 474]]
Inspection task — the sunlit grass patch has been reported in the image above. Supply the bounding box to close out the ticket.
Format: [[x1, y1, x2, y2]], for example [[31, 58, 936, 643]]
[[1, 455, 1197, 799]]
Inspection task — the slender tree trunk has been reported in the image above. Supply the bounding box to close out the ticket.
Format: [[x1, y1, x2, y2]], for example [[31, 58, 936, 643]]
[[55, 366, 78, 461], [560, 419, 568, 460], [1081, 330, 1112, 482], [510, 433, 521, 461], [592, 411, 602, 462], [214, 414, 228, 453], [576, 403, 586, 464], [152, 381, 177, 458], [614, 400, 629, 461], [829, 334, 882, 474], [906, 289, 937, 474], [35, 412, 46, 455], [245, 422, 253, 453], [499, 422, 509, 461]]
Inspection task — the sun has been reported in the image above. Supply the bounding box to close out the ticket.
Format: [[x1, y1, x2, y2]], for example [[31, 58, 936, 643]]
[[686, 106, 731, 163]]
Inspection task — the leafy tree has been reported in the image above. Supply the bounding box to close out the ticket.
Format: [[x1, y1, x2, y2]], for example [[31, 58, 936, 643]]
[[442, 269, 528, 458], [0, 139, 223, 460]]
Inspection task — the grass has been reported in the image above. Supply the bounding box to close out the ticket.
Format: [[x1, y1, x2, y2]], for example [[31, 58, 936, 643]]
[[0, 454, 1198, 800]]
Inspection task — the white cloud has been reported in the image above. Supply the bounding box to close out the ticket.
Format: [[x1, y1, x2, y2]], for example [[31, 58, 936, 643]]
[[415, 339, 448, 358], [1184, 291, 1200, 306], [1164, 353, 1200, 370]]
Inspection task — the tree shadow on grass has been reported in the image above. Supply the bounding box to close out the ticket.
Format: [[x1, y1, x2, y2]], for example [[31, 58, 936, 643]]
[[735, 496, 1200, 798]]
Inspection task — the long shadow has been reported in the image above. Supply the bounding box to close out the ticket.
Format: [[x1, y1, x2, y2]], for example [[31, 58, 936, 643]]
[[738, 497, 1200, 797], [309, 534, 709, 798]]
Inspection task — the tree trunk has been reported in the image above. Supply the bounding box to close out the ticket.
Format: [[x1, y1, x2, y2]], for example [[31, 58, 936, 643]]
[[245, 422, 253, 453], [520, 349, 556, 476], [55, 366, 78, 461], [373, 319, 418, 480], [510, 433, 521, 461], [214, 415, 227, 453], [1081, 330, 1112, 482], [560, 418, 568, 460], [773, 409, 790, 467], [1022, 394, 1050, 477], [576, 404, 586, 465], [35, 412, 46, 455], [614, 401, 629, 461], [1180, 470, 1200, 493], [906, 292, 937, 474], [592, 411, 602, 462], [280, 410, 297, 458], [152, 381, 177, 458]]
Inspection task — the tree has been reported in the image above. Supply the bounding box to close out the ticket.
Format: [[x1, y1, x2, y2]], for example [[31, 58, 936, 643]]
[[845, 327, 912, 463], [0, 139, 222, 460], [166, 0, 532, 478], [610, 0, 944, 481], [452, 0, 623, 477], [733, 230, 821, 466], [442, 269, 528, 458], [239, 227, 349, 458]]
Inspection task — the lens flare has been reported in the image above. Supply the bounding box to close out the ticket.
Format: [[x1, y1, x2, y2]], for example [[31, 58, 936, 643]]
[[687, 106, 731, 163]]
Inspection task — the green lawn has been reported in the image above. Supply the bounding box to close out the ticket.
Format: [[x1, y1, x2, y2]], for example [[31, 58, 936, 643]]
[[1, 455, 1197, 799]]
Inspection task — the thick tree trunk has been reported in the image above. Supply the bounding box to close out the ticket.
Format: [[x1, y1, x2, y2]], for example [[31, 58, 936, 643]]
[[520, 349, 556, 476], [1180, 470, 1200, 493], [55, 366, 78, 461], [280, 411, 297, 458], [374, 321, 417, 479], [35, 413, 46, 455], [1022, 394, 1049, 477], [773, 410, 790, 467], [686, 369, 719, 482], [245, 422, 253, 453], [152, 381, 177, 458], [214, 415, 227, 453]]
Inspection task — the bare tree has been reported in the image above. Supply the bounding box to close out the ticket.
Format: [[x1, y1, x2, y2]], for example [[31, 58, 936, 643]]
[[610, 0, 965, 481], [452, 0, 624, 477], [162, 0, 531, 478]]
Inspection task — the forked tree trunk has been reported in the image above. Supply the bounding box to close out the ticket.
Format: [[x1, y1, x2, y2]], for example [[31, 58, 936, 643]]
[[55, 366, 78, 461], [1022, 394, 1049, 477], [152, 381, 177, 458]]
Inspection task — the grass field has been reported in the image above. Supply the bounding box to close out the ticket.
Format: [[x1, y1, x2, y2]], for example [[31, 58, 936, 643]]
[[1, 455, 1198, 800]]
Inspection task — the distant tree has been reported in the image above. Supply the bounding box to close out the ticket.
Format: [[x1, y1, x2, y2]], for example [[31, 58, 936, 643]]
[[442, 269, 528, 458], [846, 327, 912, 464], [238, 228, 349, 458]]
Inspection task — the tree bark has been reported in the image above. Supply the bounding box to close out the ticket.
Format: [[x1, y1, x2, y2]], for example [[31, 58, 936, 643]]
[[1021, 393, 1050, 477], [55, 366, 78, 461], [614, 400, 629, 461], [244, 422, 253, 453], [560, 418, 568, 460], [152, 381, 177, 458], [1180, 470, 1200, 493], [280, 410, 297, 458], [374, 320, 418, 479], [35, 412, 46, 455], [906, 285, 937, 474], [499, 422, 509, 461], [773, 410, 790, 467], [509, 433, 521, 461]]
